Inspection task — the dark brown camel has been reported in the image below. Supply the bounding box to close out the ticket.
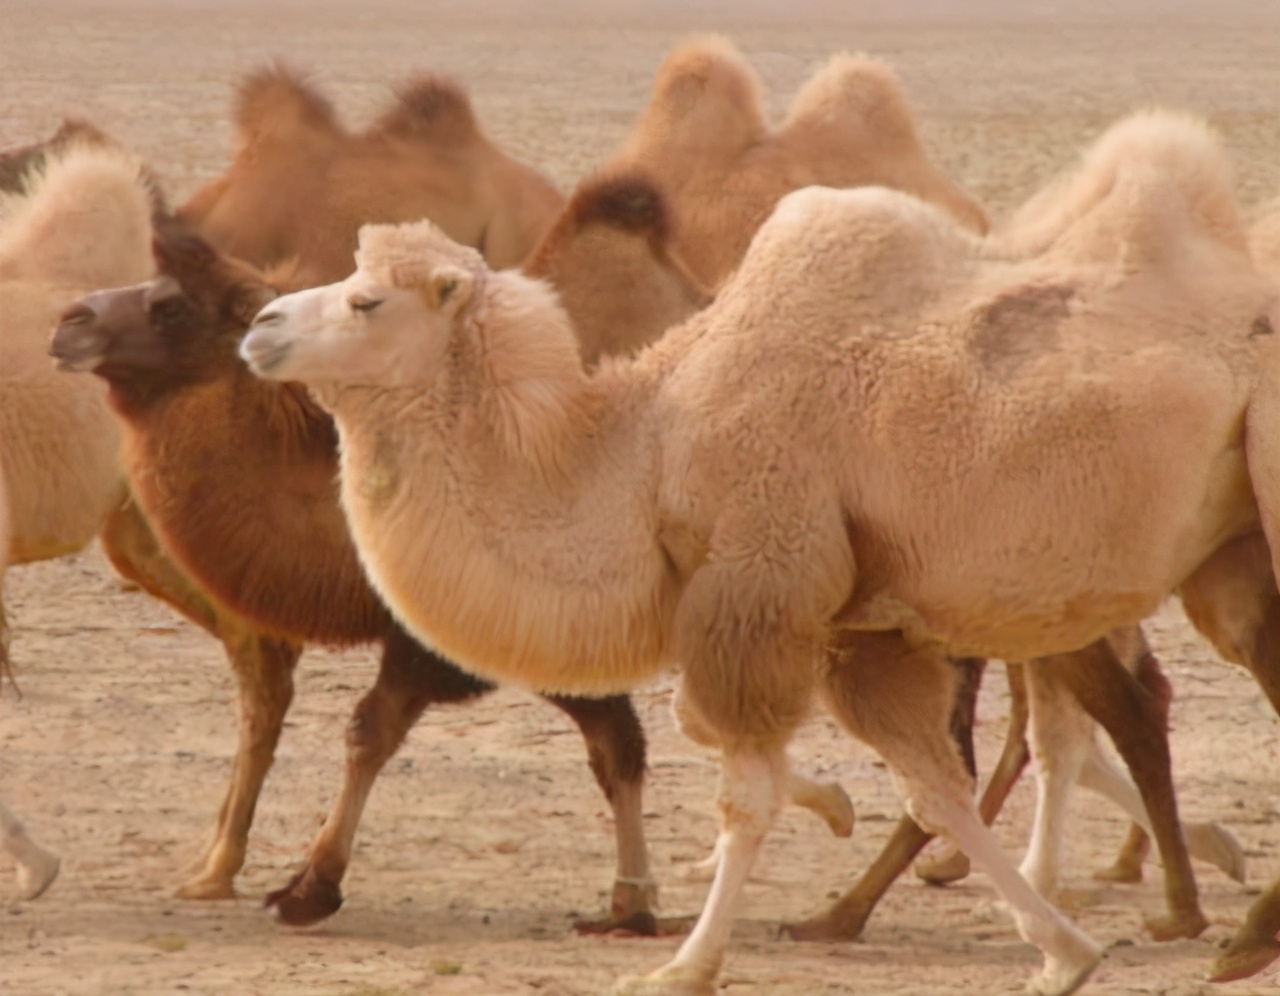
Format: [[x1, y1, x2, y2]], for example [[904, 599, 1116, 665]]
[[46, 175, 717, 931], [178, 64, 565, 283]]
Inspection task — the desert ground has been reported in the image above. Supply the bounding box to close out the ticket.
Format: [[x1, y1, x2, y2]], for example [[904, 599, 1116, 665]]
[[4, 1, 1280, 993]]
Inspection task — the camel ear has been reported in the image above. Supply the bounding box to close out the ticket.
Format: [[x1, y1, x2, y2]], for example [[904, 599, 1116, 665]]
[[428, 264, 476, 318]]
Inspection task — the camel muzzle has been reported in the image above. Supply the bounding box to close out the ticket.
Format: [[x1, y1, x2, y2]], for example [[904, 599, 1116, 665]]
[[49, 304, 110, 372], [239, 326, 293, 377]]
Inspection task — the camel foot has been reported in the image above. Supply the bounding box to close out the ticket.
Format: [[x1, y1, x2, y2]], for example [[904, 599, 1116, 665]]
[[174, 871, 237, 900], [780, 901, 871, 942], [1093, 826, 1149, 884], [1144, 909, 1209, 942], [1186, 822, 1247, 884], [1207, 933, 1280, 983], [576, 912, 697, 938], [1028, 937, 1103, 996], [15, 847, 60, 901], [609, 964, 715, 996], [265, 866, 343, 926], [915, 846, 972, 886], [678, 849, 721, 883], [809, 782, 855, 838]]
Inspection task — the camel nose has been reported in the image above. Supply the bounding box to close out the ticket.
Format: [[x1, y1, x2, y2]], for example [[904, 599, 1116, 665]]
[[251, 308, 284, 328], [58, 301, 96, 327]]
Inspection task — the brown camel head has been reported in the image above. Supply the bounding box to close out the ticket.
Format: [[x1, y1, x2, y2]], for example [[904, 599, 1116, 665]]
[[523, 171, 712, 366], [51, 229, 276, 404]]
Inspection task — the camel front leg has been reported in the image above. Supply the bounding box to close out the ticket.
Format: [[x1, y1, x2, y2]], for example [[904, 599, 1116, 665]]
[[821, 634, 1100, 996], [0, 797, 59, 900], [612, 750, 788, 996], [544, 693, 660, 936], [269, 623, 492, 925]]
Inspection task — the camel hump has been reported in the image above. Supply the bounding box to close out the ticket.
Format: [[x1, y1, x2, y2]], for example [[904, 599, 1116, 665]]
[[235, 63, 338, 140], [567, 173, 670, 243], [1005, 111, 1248, 262], [783, 54, 920, 153], [640, 35, 766, 152], [377, 75, 480, 144]]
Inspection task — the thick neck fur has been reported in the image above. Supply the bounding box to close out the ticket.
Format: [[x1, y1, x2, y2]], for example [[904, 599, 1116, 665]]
[[323, 274, 678, 695], [117, 356, 389, 644]]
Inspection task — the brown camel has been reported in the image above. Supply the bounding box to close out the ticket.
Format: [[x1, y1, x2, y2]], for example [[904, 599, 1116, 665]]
[[237, 111, 1280, 994], [603, 36, 989, 289], [179, 64, 564, 283]]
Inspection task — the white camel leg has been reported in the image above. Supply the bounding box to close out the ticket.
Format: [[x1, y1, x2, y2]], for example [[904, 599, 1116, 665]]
[[1077, 746, 1246, 882], [1021, 666, 1095, 898], [0, 797, 59, 900], [614, 750, 785, 996]]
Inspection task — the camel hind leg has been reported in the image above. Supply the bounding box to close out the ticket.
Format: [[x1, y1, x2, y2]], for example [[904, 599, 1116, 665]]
[[99, 499, 302, 899], [267, 622, 492, 925], [818, 634, 1100, 996], [1179, 532, 1280, 981]]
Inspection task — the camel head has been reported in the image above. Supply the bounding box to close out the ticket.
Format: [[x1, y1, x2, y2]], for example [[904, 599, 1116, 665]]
[[523, 172, 712, 366], [242, 219, 487, 388], [51, 229, 276, 397]]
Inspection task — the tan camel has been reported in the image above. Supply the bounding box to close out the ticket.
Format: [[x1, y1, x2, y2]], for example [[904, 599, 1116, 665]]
[[241, 110, 1280, 995], [0, 462, 61, 900], [179, 64, 564, 283], [603, 36, 988, 290]]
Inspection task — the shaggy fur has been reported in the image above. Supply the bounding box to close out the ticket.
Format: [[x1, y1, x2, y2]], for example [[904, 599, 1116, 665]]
[[244, 112, 1280, 994], [606, 37, 988, 289], [178, 63, 564, 281], [523, 172, 711, 366]]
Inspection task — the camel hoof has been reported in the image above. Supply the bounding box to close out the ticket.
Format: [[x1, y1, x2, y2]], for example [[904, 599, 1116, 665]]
[[1207, 935, 1280, 983], [1144, 909, 1209, 942], [813, 782, 855, 838], [609, 965, 715, 996], [1186, 821, 1247, 884], [780, 905, 870, 942], [678, 852, 720, 883], [265, 867, 344, 926], [1028, 943, 1102, 996], [575, 909, 659, 937], [1091, 858, 1143, 884], [15, 848, 60, 901], [174, 873, 237, 901], [915, 847, 971, 885]]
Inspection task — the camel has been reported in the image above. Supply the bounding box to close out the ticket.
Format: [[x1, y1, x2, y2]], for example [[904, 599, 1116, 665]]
[[50, 172, 858, 930], [0, 462, 61, 901], [238, 111, 1280, 994], [178, 64, 564, 284], [602, 36, 989, 290], [0, 118, 112, 191]]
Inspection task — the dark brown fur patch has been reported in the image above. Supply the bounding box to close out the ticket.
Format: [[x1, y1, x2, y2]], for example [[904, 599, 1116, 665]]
[[376, 74, 478, 143], [967, 283, 1074, 379], [236, 63, 338, 137], [569, 173, 671, 242]]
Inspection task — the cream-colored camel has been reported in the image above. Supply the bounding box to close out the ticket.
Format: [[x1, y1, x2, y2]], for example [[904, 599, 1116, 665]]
[[241, 112, 1280, 995], [179, 64, 564, 282], [0, 462, 61, 900], [603, 36, 988, 290]]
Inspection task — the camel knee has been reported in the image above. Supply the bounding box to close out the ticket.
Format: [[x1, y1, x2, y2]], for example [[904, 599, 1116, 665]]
[[718, 751, 787, 837]]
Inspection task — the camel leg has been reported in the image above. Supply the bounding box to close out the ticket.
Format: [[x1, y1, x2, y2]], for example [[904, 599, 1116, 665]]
[[1052, 636, 1207, 940], [784, 657, 984, 941], [267, 622, 492, 925], [544, 693, 659, 936], [1179, 534, 1280, 980], [1019, 663, 1094, 902], [818, 634, 1101, 996], [1075, 745, 1244, 883], [0, 797, 59, 900], [100, 498, 306, 899], [670, 680, 853, 886]]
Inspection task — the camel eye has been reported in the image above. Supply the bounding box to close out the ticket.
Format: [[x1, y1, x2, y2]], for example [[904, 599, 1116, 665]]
[[151, 295, 188, 322], [351, 297, 383, 314]]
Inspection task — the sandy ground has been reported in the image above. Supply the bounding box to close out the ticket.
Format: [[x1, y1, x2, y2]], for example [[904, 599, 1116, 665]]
[[3, 1, 1280, 993]]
